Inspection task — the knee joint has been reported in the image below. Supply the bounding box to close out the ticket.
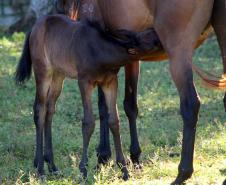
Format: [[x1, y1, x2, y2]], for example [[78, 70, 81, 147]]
[[82, 118, 95, 132], [47, 103, 56, 114], [123, 99, 138, 119], [33, 102, 42, 124], [180, 96, 200, 128], [108, 117, 119, 130]]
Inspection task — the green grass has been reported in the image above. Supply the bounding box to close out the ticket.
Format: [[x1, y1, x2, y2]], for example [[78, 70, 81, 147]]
[[0, 33, 225, 185]]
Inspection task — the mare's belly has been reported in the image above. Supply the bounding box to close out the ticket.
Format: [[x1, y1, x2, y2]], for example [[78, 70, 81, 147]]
[[98, 0, 154, 31]]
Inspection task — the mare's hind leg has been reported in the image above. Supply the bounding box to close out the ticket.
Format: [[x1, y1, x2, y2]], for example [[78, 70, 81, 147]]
[[44, 73, 64, 173], [154, 1, 213, 184], [97, 86, 112, 165], [33, 71, 52, 176], [124, 62, 141, 167], [102, 76, 129, 180], [211, 0, 226, 111], [78, 79, 95, 178], [168, 48, 200, 185]]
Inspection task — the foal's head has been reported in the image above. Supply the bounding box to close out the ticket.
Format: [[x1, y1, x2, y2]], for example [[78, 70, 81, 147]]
[[104, 28, 162, 56], [55, 0, 79, 20]]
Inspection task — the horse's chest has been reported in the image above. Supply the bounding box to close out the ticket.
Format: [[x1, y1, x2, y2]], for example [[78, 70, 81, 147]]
[[78, 63, 119, 84]]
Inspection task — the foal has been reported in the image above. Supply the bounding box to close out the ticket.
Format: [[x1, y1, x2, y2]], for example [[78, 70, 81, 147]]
[[15, 14, 161, 179]]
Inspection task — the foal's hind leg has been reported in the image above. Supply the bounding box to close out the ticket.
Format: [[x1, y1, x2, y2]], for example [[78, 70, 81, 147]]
[[78, 79, 95, 178], [211, 0, 226, 111], [44, 73, 64, 173], [102, 76, 129, 180], [33, 71, 52, 176], [124, 62, 141, 167]]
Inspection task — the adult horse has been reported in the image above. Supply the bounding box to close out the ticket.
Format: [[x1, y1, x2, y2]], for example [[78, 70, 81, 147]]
[[56, 0, 226, 184]]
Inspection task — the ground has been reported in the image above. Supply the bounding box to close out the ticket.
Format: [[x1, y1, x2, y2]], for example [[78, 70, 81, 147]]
[[0, 33, 225, 185]]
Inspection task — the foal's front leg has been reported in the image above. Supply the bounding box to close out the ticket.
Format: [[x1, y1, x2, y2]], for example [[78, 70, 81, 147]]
[[78, 79, 95, 178], [102, 76, 129, 180]]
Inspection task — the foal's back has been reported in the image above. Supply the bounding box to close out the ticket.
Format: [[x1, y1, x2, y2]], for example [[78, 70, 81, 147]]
[[30, 15, 80, 79], [30, 14, 161, 81]]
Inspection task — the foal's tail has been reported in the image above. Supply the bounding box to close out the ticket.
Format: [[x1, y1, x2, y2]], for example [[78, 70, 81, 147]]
[[15, 32, 32, 85], [192, 64, 226, 90]]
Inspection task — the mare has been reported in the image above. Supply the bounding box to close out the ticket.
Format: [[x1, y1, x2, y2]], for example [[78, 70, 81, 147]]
[[56, 0, 226, 184], [15, 14, 162, 180]]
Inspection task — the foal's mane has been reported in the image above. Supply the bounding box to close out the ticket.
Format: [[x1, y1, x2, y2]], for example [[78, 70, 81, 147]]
[[69, 0, 82, 20], [68, 0, 139, 50]]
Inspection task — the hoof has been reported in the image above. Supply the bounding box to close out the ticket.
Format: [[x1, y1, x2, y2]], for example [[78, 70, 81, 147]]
[[36, 167, 45, 177], [121, 166, 129, 181], [94, 163, 103, 174], [48, 164, 59, 173], [222, 179, 226, 185], [130, 147, 142, 166], [50, 169, 62, 177], [78, 174, 88, 183], [38, 175, 46, 183], [171, 180, 186, 185], [122, 171, 129, 181], [79, 167, 88, 179], [133, 163, 143, 170], [127, 156, 142, 170], [122, 172, 129, 181], [34, 158, 45, 177], [97, 147, 112, 166], [171, 171, 192, 185]]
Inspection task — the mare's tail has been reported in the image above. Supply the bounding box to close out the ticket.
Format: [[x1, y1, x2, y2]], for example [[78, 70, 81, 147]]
[[192, 64, 226, 90], [15, 32, 32, 85]]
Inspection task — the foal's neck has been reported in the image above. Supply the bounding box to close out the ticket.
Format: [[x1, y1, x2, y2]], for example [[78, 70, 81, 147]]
[[99, 43, 139, 68]]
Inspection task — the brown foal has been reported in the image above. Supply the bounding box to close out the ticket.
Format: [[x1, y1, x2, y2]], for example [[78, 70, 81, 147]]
[[15, 14, 162, 179]]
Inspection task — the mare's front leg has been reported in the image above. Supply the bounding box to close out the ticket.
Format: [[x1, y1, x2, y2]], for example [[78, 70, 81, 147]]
[[97, 86, 112, 165], [154, 1, 213, 183], [124, 62, 142, 167], [102, 76, 129, 180], [78, 79, 95, 178], [211, 0, 226, 111]]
